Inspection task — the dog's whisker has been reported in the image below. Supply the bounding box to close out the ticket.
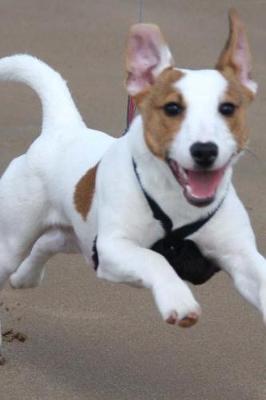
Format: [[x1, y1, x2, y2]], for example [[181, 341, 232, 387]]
[[244, 147, 260, 161], [244, 147, 266, 169]]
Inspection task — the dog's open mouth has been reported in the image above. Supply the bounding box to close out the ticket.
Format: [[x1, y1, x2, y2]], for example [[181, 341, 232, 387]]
[[167, 159, 227, 207]]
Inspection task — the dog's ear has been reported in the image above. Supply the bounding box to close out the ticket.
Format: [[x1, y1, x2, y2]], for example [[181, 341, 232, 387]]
[[126, 24, 174, 97], [216, 8, 257, 96]]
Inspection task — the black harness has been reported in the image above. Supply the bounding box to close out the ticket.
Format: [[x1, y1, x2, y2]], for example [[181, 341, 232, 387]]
[[132, 159, 222, 285], [93, 159, 223, 285]]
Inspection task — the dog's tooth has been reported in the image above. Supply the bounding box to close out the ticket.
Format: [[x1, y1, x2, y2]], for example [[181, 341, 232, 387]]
[[179, 167, 187, 181]]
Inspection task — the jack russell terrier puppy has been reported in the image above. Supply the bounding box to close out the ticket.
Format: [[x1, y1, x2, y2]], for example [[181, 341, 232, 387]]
[[0, 9, 265, 332]]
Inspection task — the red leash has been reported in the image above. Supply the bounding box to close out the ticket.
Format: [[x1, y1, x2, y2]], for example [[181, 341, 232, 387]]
[[123, 0, 143, 134], [122, 96, 136, 135], [126, 96, 136, 129]]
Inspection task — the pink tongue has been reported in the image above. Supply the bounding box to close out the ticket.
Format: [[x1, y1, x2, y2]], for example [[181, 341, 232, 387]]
[[186, 169, 224, 199]]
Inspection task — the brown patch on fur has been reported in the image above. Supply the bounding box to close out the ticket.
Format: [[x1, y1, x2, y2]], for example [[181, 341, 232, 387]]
[[74, 164, 98, 220], [220, 70, 252, 150], [136, 68, 185, 159]]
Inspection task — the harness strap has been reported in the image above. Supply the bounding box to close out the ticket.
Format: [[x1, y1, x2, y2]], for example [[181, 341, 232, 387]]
[[133, 158, 224, 239], [166, 203, 222, 243], [133, 159, 173, 233]]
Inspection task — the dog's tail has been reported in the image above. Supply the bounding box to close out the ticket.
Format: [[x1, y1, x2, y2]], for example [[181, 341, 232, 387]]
[[0, 54, 84, 132]]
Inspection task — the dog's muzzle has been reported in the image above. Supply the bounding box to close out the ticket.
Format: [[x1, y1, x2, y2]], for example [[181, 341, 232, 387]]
[[166, 154, 228, 207]]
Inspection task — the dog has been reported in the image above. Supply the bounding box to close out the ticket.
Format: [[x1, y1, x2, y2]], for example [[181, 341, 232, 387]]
[[0, 9, 265, 334]]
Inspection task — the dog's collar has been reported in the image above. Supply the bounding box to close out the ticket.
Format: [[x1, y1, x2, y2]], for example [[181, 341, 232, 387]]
[[132, 158, 224, 239]]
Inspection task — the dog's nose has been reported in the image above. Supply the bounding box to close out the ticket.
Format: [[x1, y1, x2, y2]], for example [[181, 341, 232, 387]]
[[190, 142, 218, 168]]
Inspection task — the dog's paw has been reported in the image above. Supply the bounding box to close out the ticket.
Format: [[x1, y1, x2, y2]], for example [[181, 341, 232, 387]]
[[9, 270, 43, 289], [153, 281, 201, 328]]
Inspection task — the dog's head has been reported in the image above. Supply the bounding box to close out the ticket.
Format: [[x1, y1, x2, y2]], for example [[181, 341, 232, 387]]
[[126, 9, 257, 207]]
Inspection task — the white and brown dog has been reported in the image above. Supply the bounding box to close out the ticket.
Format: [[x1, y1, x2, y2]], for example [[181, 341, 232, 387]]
[[0, 9, 265, 330]]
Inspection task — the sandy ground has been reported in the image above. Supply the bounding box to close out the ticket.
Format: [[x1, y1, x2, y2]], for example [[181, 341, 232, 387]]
[[0, 1, 265, 399]]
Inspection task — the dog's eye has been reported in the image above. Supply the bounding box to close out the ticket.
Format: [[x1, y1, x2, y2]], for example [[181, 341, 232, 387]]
[[219, 102, 237, 117], [163, 102, 184, 117]]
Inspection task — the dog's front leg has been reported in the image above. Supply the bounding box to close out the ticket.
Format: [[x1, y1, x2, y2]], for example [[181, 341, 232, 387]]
[[196, 188, 266, 324], [221, 246, 266, 323], [96, 236, 200, 327]]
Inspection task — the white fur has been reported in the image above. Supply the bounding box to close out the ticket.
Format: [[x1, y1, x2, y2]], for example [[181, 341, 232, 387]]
[[171, 69, 237, 171], [0, 53, 264, 335]]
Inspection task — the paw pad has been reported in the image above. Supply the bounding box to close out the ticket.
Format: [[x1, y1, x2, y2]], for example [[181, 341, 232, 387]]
[[166, 311, 199, 327]]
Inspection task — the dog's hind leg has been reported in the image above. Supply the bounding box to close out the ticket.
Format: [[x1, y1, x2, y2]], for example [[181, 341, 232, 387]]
[[0, 155, 50, 289], [0, 240, 35, 289], [10, 228, 79, 289], [0, 222, 45, 290], [0, 219, 44, 359]]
